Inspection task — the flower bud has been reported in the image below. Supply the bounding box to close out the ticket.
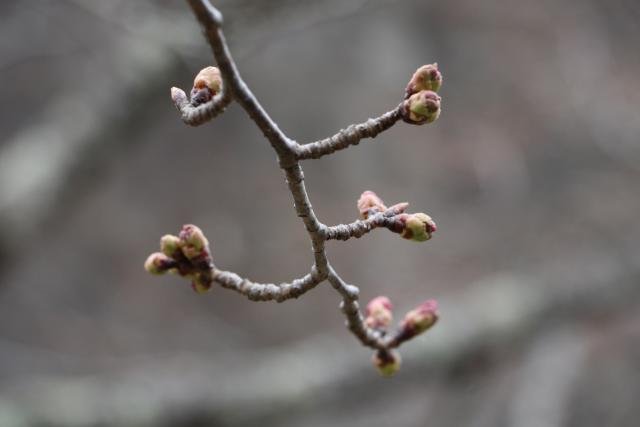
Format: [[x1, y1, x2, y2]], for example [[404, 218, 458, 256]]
[[405, 63, 442, 98], [372, 349, 401, 377], [190, 66, 222, 106], [401, 213, 437, 242], [401, 90, 441, 125], [357, 191, 387, 219], [144, 252, 176, 275], [365, 296, 393, 329], [160, 234, 181, 258], [179, 224, 209, 259], [191, 273, 213, 294], [400, 299, 439, 339]]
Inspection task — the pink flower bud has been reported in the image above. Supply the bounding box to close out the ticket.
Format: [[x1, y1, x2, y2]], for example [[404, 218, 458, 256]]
[[405, 63, 443, 98], [179, 224, 209, 259], [365, 296, 393, 329], [372, 349, 401, 377], [144, 252, 176, 275], [400, 213, 437, 242], [357, 191, 387, 219], [401, 90, 441, 125], [401, 299, 439, 339]]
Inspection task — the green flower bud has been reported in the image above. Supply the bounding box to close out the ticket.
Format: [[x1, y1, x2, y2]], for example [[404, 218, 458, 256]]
[[372, 349, 401, 377], [179, 224, 209, 259], [365, 296, 393, 329], [144, 252, 176, 275], [405, 63, 442, 98], [401, 90, 441, 125], [401, 213, 437, 242], [160, 234, 181, 258], [191, 66, 222, 105], [357, 191, 387, 219], [191, 273, 213, 294], [400, 299, 439, 339]]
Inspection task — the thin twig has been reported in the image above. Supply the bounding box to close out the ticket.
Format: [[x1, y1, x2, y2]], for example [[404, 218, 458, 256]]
[[296, 107, 403, 160]]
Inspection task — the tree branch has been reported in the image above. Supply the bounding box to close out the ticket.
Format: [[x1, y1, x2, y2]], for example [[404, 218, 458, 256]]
[[146, 0, 444, 375], [212, 267, 323, 302], [296, 106, 403, 160]]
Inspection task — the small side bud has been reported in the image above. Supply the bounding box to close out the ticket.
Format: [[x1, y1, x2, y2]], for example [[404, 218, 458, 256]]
[[171, 87, 189, 109], [144, 253, 176, 275], [401, 213, 437, 242], [372, 349, 401, 377], [401, 90, 441, 125], [160, 234, 181, 258], [357, 191, 387, 219], [365, 296, 393, 329], [405, 63, 442, 98], [400, 299, 439, 339], [191, 66, 222, 106], [179, 224, 210, 259], [385, 202, 409, 216], [191, 273, 213, 294]]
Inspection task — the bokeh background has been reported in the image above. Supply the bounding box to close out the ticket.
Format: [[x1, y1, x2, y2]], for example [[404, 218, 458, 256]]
[[1, 0, 639, 426]]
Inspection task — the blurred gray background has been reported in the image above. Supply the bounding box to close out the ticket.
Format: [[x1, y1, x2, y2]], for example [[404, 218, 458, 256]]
[[1, 0, 639, 426]]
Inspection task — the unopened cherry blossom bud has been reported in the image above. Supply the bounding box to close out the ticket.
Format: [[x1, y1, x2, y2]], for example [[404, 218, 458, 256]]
[[405, 63, 442, 98], [179, 224, 209, 259], [160, 234, 181, 258], [191, 273, 213, 294], [144, 252, 176, 275], [365, 296, 393, 329], [400, 299, 439, 339], [190, 66, 222, 106], [357, 191, 387, 219], [401, 90, 441, 125], [372, 349, 401, 377], [401, 213, 437, 242]]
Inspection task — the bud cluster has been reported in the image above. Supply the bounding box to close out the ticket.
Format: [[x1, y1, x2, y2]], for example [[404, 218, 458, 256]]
[[364, 296, 439, 376], [401, 63, 443, 125], [144, 224, 214, 294], [190, 66, 223, 106], [357, 191, 437, 242]]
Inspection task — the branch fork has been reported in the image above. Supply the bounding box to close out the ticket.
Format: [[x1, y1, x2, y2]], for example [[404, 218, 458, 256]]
[[146, 0, 445, 376]]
